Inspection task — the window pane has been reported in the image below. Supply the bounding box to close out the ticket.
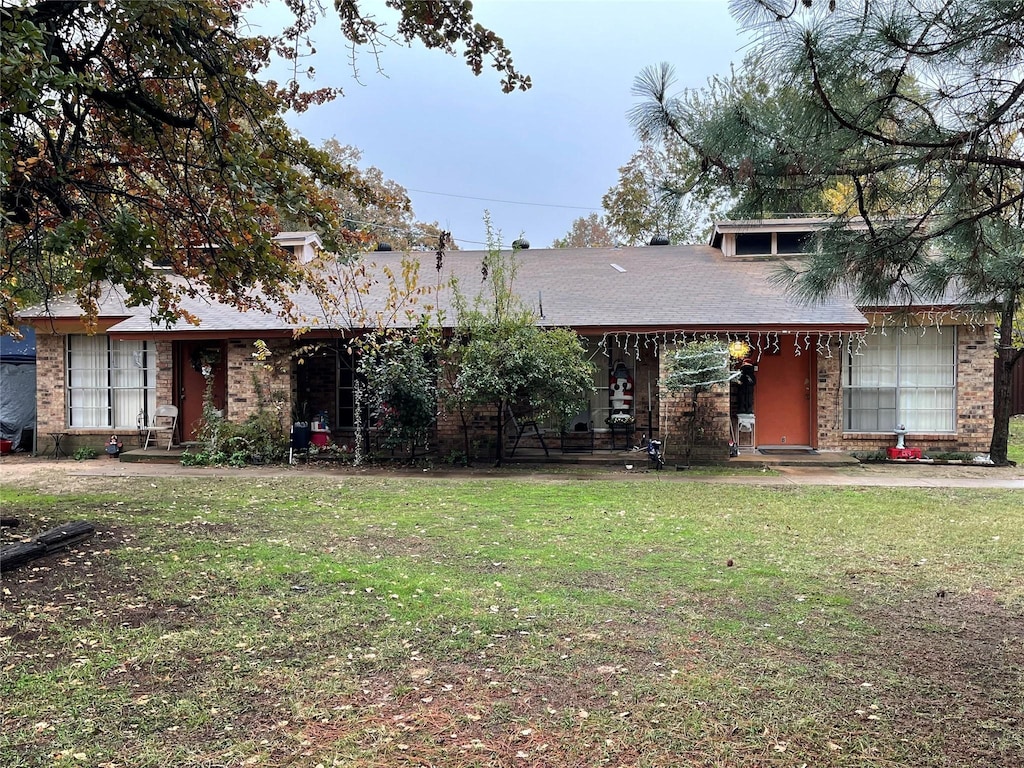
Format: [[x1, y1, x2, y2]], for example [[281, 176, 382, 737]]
[[844, 327, 955, 434], [735, 233, 772, 255], [848, 335, 897, 387], [898, 329, 954, 386], [67, 336, 154, 429], [110, 342, 154, 429], [776, 231, 813, 254], [900, 388, 954, 432], [68, 336, 109, 427], [845, 387, 897, 431]]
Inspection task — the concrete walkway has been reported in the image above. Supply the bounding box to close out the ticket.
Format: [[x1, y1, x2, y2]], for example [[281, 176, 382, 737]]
[[2, 454, 1023, 489]]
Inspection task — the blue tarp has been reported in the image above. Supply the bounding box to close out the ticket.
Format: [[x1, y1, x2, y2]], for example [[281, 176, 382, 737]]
[[0, 326, 36, 362], [1, 326, 37, 450]]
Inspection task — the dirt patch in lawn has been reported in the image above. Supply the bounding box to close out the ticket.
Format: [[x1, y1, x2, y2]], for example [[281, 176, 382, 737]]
[[863, 591, 1024, 766]]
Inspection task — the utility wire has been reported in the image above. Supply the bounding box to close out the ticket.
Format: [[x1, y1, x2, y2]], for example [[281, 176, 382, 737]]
[[406, 188, 601, 211], [335, 184, 608, 248], [337, 215, 497, 249]]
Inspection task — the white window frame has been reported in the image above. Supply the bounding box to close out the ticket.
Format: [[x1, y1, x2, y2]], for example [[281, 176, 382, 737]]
[[66, 336, 156, 429], [843, 327, 957, 433]]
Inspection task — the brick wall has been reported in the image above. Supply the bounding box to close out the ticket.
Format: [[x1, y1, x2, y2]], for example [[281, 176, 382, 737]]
[[436, 401, 501, 462], [658, 376, 731, 464], [814, 337, 844, 448], [33, 331, 64, 446], [225, 339, 294, 428], [155, 340, 174, 410], [956, 325, 997, 451]]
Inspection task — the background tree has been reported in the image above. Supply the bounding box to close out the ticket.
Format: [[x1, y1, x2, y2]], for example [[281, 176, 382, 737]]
[[552, 213, 616, 248], [0, 0, 526, 333], [601, 141, 728, 246], [632, 1, 1024, 464], [312, 140, 456, 252]]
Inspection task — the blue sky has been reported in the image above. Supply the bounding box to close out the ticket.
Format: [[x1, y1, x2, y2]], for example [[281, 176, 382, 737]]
[[250, 1, 751, 249]]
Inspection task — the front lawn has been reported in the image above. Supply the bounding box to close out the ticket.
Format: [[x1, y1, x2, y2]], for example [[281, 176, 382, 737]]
[[1009, 414, 1024, 465], [1, 475, 1021, 767]]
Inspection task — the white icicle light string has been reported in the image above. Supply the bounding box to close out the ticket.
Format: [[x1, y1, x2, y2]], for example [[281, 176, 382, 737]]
[[591, 306, 990, 365]]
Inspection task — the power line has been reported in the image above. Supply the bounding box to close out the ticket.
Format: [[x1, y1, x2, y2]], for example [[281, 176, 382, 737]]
[[337, 215, 499, 249], [406, 188, 601, 211]]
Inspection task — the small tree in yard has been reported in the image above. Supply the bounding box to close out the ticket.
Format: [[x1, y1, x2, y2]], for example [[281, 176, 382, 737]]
[[444, 219, 594, 466], [358, 326, 441, 458], [664, 340, 737, 466]]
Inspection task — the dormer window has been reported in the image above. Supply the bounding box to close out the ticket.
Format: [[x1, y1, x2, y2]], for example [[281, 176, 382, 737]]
[[273, 231, 322, 264], [734, 231, 813, 256], [735, 233, 772, 255], [710, 219, 828, 258], [776, 231, 813, 254]]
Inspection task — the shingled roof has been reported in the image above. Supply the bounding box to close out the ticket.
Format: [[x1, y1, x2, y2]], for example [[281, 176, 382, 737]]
[[392, 244, 869, 332], [31, 242, 967, 337]]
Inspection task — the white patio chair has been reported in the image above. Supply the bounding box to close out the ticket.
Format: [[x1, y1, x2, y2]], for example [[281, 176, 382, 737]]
[[143, 405, 178, 450]]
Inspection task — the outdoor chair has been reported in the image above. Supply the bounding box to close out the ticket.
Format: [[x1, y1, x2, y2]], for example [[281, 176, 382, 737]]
[[506, 406, 549, 458], [143, 405, 178, 450], [560, 410, 594, 454]]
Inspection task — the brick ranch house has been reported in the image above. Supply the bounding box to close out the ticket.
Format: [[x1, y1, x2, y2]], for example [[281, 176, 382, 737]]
[[19, 219, 996, 462]]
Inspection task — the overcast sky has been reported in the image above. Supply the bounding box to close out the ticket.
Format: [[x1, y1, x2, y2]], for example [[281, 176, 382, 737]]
[[251, 1, 752, 249]]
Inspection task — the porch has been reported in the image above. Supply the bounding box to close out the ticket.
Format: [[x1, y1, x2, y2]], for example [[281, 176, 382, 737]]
[[503, 446, 860, 469], [113, 444, 859, 469]]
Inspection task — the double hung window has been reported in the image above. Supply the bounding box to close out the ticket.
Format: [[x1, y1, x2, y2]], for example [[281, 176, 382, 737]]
[[66, 336, 156, 428], [844, 327, 956, 433]]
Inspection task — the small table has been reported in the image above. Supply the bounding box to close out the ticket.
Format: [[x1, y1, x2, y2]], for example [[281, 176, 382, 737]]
[[735, 414, 756, 452], [609, 422, 635, 450], [48, 432, 69, 460]]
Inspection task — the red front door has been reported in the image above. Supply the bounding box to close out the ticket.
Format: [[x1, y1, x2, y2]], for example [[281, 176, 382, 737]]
[[175, 342, 227, 442], [753, 336, 813, 447]]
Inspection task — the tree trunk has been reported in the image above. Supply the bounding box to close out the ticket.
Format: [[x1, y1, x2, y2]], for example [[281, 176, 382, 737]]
[[494, 401, 506, 467], [459, 406, 472, 465], [682, 388, 699, 466], [0, 521, 95, 572], [0, 541, 46, 572], [989, 296, 1022, 466]]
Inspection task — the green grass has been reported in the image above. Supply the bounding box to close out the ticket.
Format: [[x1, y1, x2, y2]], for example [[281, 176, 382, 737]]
[[1008, 414, 1024, 465], [1, 475, 1022, 767]]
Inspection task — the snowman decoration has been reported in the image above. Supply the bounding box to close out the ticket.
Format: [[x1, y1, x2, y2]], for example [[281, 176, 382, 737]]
[[609, 362, 634, 423]]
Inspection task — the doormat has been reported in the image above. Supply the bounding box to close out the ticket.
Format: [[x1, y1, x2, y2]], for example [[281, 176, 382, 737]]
[[758, 446, 818, 455]]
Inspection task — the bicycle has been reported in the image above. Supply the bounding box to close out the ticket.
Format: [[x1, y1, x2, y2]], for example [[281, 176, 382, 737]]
[[642, 434, 665, 470]]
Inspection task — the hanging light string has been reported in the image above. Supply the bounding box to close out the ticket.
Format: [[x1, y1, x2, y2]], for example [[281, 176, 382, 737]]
[[591, 307, 991, 367]]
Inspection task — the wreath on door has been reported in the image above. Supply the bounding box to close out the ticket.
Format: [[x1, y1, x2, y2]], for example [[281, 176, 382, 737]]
[[190, 346, 221, 373]]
